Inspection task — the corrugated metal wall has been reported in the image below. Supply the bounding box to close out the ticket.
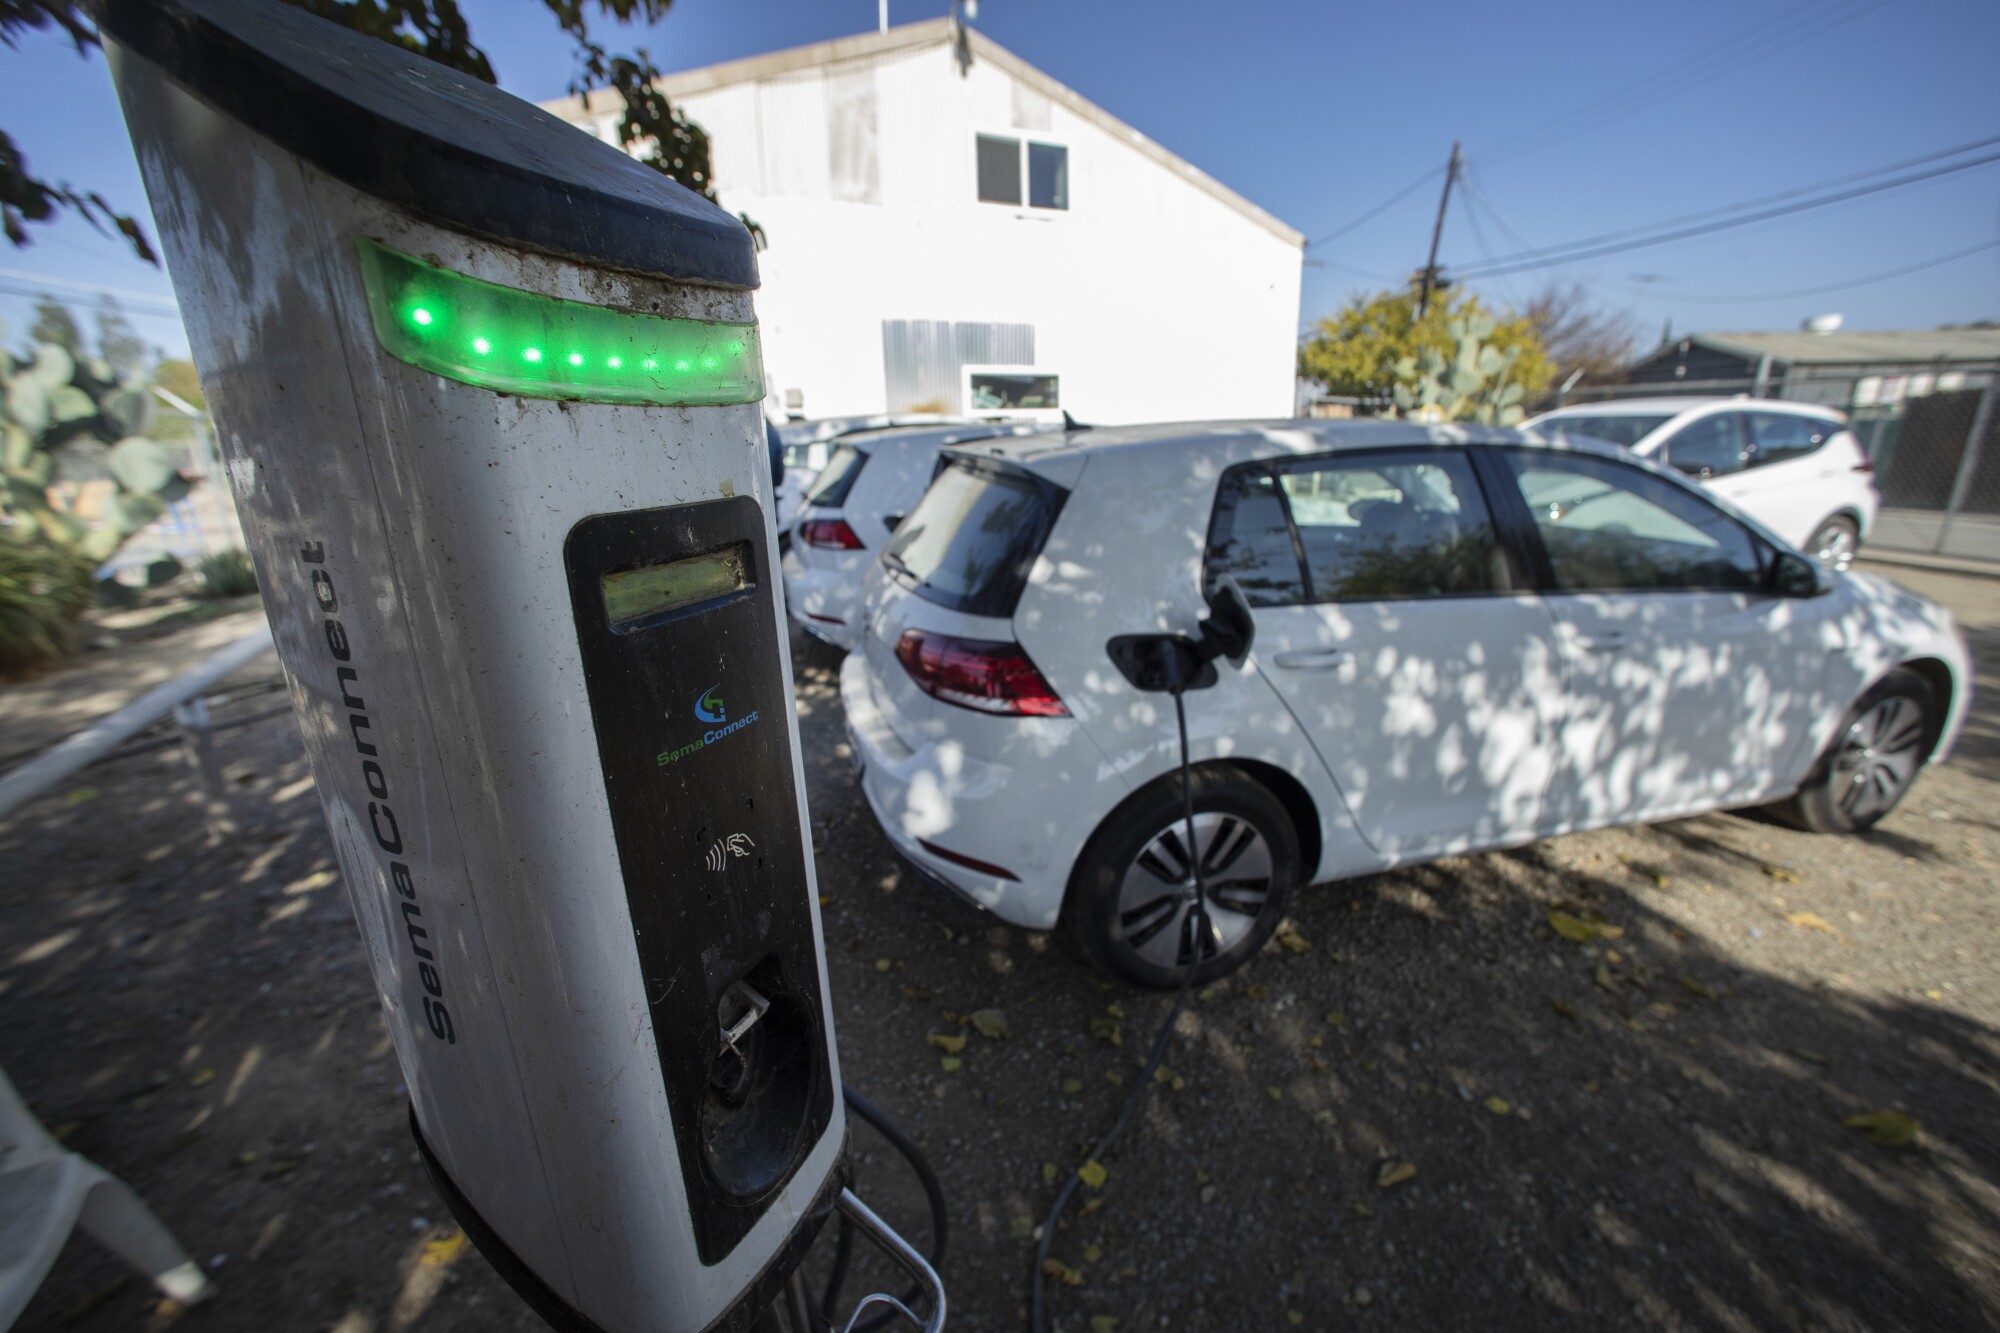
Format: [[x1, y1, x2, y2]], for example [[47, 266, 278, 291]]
[[881, 320, 1035, 411]]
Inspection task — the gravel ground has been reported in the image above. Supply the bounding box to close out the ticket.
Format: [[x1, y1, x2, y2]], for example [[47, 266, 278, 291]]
[[4, 559, 1996, 1333]]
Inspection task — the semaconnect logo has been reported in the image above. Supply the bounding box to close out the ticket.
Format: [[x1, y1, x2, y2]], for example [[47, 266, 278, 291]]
[[658, 681, 758, 768]]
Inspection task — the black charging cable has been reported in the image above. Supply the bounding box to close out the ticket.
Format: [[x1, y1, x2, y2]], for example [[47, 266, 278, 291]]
[[1030, 649, 1212, 1333], [816, 1083, 950, 1333]]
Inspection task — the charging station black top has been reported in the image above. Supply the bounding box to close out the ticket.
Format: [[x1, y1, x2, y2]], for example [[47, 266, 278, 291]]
[[96, 0, 758, 291]]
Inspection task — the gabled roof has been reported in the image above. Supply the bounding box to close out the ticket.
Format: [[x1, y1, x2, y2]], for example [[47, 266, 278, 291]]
[[540, 18, 1304, 248], [1675, 328, 2000, 367]]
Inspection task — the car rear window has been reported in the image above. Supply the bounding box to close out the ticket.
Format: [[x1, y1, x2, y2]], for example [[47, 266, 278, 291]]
[[882, 456, 1065, 618], [802, 444, 867, 507], [1537, 414, 1673, 449]]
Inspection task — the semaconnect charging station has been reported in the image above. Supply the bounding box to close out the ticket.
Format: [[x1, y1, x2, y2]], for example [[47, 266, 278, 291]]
[[98, 1, 942, 1328]]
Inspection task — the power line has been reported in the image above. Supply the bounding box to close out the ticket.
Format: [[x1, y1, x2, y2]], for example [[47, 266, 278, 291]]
[[0, 280, 187, 323], [1452, 148, 2000, 279], [1600, 238, 2000, 305], [1457, 134, 2000, 274], [1303, 164, 1446, 250], [0, 266, 180, 309], [1482, 0, 1885, 166]]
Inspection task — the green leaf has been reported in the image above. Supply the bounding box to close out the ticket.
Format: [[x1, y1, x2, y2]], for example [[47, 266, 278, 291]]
[[1841, 1110, 1919, 1147], [1077, 1159, 1108, 1189], [102, 387, 155, 437], [938, 1056, 962, 1072], [2, 424, 30, 470], [926, 1032, 967, 1055], [26, 342, 75, 389], [5, 379, 50, 435], [1376, 1161, 1416, 1188], [970, 1008, 1010, 1039], [107, 437, 178, 495], [48, 385, 96, 426]]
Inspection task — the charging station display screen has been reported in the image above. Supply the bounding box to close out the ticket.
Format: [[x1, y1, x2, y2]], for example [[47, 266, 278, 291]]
[[601, 542, 749, 629], [356, 239, 764, 406]]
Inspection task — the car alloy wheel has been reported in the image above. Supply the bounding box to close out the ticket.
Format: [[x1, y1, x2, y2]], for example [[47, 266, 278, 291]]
[[1808, 516, 1859, 571], [1115, 811, 1275, 971], [1829, 694, 1927, 824]]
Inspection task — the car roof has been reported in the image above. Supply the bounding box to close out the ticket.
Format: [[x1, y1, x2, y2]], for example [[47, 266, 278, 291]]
[[836, 421, 1051, 453], [943, 418, 1631, 476], [1533, 397, 1843, 421]]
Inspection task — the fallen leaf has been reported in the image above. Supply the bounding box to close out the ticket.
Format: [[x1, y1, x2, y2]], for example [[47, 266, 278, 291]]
[[1551, 998, 1578, 1022], [1083, 1243, 1103, 1264], [1325, 1010, 1349, 1028], [1842, 1109, 1920, 1148], [1091, 1318, 1119, 1333], [65, 787, 99, 805], [1266, 1085, 1283, 1101], [1196, 986, 1217, 1002], [1923, 988, 1944, 1001], [1061, 1077, 1084, 1095], [1008, 1216, 1035, 1241], [1078, 1160, 1109, 1189], [1761, 864, 1802, 883], [818, 895, 832, 905], [899, 984, 935, 1000], [1105, 1070, 1124, 1086], [1040, 1258, 1083, 1287], [1276, 927, 1311, 954], [1361, 1059, 1380, 1072], [1082, 1197, 1105, 1214], [1307, 1035, 1324, 1048], [1784, 911, 1836, 934], [1483, 1095, 1511, 1115], [1243, 983, 1268, 1000], [1042, 1162, 1058, 1185], [927, 1032, 967, 1054], [1106, 1003, 1126, 1019], [1376, 1161, 1417, 1188], [1593, 963, 1619, 995], [1194, 1168, 1211, 1185], [1288, 1312, 1306, 1326], [1352, 1201, 1375, 1218], [189, 1068, 217, 1088], [1677, 976, 1719, 1002], [1788, 1048, 1831, 1067], [1311, 1056, 1329, 1073], [874, 958, 892, 972], [939, 1057, 962, 1072], [1089, 1016, 1123, 1047], [1152, 1065, 1186, 1090], [970, 1009, 1010, 1039], [419, 1231, 467, 1267], [1548, 911, 1599, 943], [1596, 924, 1627, 941]]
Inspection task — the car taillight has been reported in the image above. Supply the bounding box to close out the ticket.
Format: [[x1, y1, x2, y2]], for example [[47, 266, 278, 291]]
[[1853, 456, 1875, 473], [894, 629, 1069, 716], [799, 517, 864, 550]]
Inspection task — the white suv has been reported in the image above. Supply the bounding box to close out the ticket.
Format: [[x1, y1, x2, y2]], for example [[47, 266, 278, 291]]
[[782, 422, 1046, 651], [1525, 399, 1879, 569], [840, 421, 1968, 986]]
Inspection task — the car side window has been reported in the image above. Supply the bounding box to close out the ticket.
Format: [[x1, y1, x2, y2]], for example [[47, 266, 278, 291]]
[[1660, 413, 1747, 478], [1745, 412, 1832, 468], [1501, 450, 1765, 593], [1276, 450, 1506, 601], [1205, 470, 1307, 607]]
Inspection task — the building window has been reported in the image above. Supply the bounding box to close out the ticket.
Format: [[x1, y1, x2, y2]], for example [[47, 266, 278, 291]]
[[976, 134, 1022, 205], [975, 135, 1069, 210], [1028, 142, 1068, 209]]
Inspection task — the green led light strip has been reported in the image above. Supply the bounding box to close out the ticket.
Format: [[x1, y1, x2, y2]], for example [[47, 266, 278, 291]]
[[355, 239, 763, 406]]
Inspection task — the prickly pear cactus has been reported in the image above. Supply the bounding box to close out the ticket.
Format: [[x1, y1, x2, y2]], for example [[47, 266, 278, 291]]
[[2, 324, 189, 564], [1390, 312, 1527, 427]]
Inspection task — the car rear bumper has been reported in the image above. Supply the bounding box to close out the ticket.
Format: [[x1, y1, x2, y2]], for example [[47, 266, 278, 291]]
[[782, 550, 863, 652], [839, 650, 1075, 931]]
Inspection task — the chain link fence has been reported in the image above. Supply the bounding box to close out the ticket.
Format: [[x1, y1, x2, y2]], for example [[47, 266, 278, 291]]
[[1560, 362, 2000, 565]]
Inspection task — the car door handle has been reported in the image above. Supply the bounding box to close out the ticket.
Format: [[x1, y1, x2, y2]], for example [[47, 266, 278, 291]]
[[1573, 631, 1630, 652], [1272, 649, 1351, 670]]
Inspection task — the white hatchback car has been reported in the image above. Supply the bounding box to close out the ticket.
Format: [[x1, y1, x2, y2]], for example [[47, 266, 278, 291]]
[[841, 421, 1969, 986], [1525, 399, 1879, 570], [782, 421, 1047, 651]]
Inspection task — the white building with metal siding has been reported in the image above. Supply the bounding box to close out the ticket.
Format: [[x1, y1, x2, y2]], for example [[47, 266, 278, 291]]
[[543, 19, 1303, 425]]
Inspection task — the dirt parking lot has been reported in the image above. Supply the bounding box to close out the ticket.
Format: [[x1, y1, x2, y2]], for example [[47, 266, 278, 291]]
[[4, 558, 1997, 1333]]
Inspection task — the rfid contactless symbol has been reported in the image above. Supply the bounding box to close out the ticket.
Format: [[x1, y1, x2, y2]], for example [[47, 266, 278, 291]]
[[705, 833, 756, 872], [695, 686, 727, 724]]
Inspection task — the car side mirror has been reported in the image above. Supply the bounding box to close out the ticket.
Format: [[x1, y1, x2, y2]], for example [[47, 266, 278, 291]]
[[1771, 549, 1833, 598]]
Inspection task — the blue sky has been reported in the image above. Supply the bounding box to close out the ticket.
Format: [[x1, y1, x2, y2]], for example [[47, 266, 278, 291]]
[[3, 0, 1995, 362]]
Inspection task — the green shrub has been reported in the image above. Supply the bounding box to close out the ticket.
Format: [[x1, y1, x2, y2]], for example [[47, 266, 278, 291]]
[[197, 547, 258, 598], [0, 539, 95, 677]]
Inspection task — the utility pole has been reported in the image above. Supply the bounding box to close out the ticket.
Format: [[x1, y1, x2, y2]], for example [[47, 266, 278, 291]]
[[1415, 141, 1461, 320]]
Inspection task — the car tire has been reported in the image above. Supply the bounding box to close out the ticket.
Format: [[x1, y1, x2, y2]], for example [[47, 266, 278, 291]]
[[1805, 514, 1860, 571], [1068, 767, 1299, 989], [1775, 668, 1936, 834]]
